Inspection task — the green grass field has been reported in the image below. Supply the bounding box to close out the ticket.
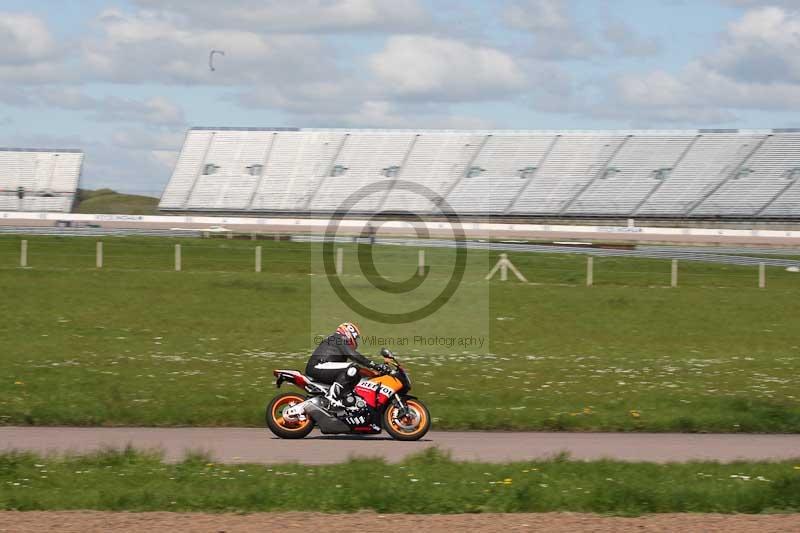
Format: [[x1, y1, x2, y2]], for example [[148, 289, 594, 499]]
[[74, 189, 159, 215], [2, 448, 799, 514], [1, 235, 799, 431]]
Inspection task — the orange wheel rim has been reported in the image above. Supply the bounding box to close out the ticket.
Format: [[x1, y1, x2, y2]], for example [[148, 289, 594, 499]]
[[387, 400, 427, 437], [272, 395, 310, 431]]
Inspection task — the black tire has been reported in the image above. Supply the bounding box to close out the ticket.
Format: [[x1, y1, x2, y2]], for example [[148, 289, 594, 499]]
[[383, 398, 431, 441], [266, 392, 314, 439]]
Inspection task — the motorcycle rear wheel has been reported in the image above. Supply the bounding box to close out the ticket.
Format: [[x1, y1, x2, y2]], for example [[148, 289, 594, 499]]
[[383, 398, 431, 441], [266, 392, 314, 439]]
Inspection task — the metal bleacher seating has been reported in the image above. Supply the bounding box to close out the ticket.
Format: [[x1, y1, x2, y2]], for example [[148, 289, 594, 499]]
[[693, 133, 800, 217], [564, 134, 695, 216], [509, 134, 628, 215], [446, 134, 555, 214], [250, 130, 345, 212], [159, 128, 800, 219], [380, 132, 488, 213], [636, 133, 765, 216], [310, 132, 417, 212], [0, 148, 83, 212]]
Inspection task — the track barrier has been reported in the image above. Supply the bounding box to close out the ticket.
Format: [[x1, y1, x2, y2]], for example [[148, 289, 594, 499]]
[[671, 260, 678, 288], [3, 236, 799, 290], [485, 253, 528, 282]]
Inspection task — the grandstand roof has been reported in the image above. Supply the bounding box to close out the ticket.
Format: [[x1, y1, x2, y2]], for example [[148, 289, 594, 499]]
[[189, 127, 300, 132], [0, 147, 83, 153], [188, 127, 793, 135]]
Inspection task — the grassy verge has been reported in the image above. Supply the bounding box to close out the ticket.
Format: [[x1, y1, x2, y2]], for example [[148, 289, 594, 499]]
[[74, 189, 159, 215], [0, 235, 799, 430], [1, 448, 800, 515]]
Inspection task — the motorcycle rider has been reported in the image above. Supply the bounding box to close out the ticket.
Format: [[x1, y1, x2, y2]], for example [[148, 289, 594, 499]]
[[306, 322, 390, 409]]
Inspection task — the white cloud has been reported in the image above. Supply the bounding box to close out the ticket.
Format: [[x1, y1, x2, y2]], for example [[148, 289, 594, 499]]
[[504, 0, 661, 61], [234, 79, 367, 115], [503, 0, 598, 59], [0, 13, 57, 63], [110, 128, 186, 152], [618, 62, 800, 111], [603, 62, 800, 125], [505, 0, 571, 32], [233, 33, 546, 121], [82, 141, 176, 194], [718, 0, 800, 8], [369, 35, 526, 100], [346, 101, 496, 128], [601, 6, 800, 125], [284, 99, 497, 129], [603, 20, 662, 58], [710, 6, 800, 82], [0, 12, 70, 83], [85, 95, 185, 126], [132, 0, 431, 33], [0, 86, 186, 126], [81, 9, 333, 85], [234, 35, 530, 122], [111, 127, 183, 187]]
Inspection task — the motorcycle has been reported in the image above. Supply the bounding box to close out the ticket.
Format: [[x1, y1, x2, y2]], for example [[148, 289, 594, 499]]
[[265, 348, 431, 441]]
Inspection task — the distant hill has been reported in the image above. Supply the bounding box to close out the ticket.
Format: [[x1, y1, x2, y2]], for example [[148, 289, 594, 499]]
[[74, 189, 160, 215]]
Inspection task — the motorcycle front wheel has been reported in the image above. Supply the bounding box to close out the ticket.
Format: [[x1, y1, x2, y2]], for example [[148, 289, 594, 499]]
[[383, 398, 431, 441], [265, 392, 314, 439]]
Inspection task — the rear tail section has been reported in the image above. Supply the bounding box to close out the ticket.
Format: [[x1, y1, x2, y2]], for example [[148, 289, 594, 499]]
[[273, 369, 329, 394], [273, 369, 310, 389]]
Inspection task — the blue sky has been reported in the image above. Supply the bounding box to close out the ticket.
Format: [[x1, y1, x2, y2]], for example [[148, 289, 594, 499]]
[[1, 0, 798, 195]]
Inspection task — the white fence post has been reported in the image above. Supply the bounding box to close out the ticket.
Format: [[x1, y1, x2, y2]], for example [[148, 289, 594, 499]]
[[336, 247, 343, 275], [418, 250, 425, 277], [175, 244, 182, 272], [671, 259, 678, 288], [586, 256, 594, 287], [96, 241, 103, 269], [20, 240, 27, 267], [255, 246, 262, 273], [759, 262, 766, 289]]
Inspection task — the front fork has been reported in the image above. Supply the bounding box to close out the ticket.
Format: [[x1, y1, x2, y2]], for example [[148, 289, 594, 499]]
[[391, 395, 411, 419], [375, 395, 408, 429]]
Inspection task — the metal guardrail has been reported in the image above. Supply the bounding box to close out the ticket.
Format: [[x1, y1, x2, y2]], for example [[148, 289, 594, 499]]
[[1, 227, 798, 268], [294, 235, 800, 268], [638, 245, 800, 256], [0, 226, 203, 238]]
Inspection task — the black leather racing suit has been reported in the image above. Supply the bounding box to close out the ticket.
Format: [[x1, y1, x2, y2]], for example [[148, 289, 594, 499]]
[[306, 332, 377, 395]]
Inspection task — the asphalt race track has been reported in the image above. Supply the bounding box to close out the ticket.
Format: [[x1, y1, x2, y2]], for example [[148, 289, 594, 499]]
[[2, 428, 799, 464]]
